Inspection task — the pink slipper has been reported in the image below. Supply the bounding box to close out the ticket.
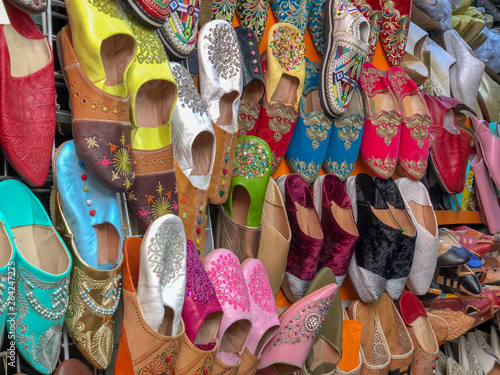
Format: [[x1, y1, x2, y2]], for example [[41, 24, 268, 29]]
[[258, 283, 339, 373], [205, 249, 252, 369]]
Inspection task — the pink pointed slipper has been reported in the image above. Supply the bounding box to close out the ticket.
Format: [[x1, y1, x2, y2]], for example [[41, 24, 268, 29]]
[[239, 259, 280, 374]]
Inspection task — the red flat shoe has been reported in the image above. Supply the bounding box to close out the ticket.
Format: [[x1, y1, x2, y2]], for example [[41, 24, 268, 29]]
[[380, 0, 412, 66], [0, 2, 55, 187], [386, 66, 430, 180], [354, 0, 384, 62], [423, 93, 473, 194], [359, 63, 402, 179]]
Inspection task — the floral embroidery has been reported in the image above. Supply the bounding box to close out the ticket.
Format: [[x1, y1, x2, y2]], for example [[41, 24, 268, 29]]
[[206, 252, 250, 312], [14, 268, 69, 372], [303, 113, 332, 150], [147, 223, 185, 287], [271, 0, 310, 35], [113, 147, 132, 176], [380, 0, 410, 65], [137, 345, 178, 375], [266, 103, 297, 142], [324, 158, 356, 181], [185, 241, 217, 305], [85, 136, 99, 148], [290, 158, 321, 183], [249, 264, 277, 314], [271, 151, 283, 173], [406, 115, 430, 148], [172, 64, 207, 115], [365, 155, 397, 179], [211, 0, 236, 23], [309, 0, 325, 53], [203, 23, 241, 79], [236, 0, 270, 41], [355, 0, 383, 61], [238, 102, 260, 136], [269, 294, 334, 348], [360, 67, 383, 97], [194, 356, 214, 375], [334, 114, 363, 150], [270, 25, 306, 71], [232, 138, 270, 179], [65, 267, 121, 368], [400, 157, 428, 180], [371, 111, 401, 146]]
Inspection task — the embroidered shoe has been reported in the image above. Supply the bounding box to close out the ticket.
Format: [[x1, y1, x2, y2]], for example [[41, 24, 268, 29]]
[[258, 283, 338, 373], [276, 174, 324, 302], [353, 0, 384, 61], [52, 141, 122, 369], [323, 87, 364, 181], [63, 0, 137, 191], [255, 23, 306, 173], [0, 2, 56, 187], [270, 0, 311, 35], [204, 249, 252, 373], [158, 0, 200, 59], [318, 0, 370, 118], [239, 259, 279, 375], [359, 63, 402, 179], [199, 0, 237, 26], [198, 20, 242, 205], [181, 240, 222, 351], [236, 0, 271, 42], [386, 66, 431, 181], [126, 24, 179, 229], [137, 214, 187, 337], [0, 180, 72, 375], [57, 24, 135, 193], [286, 59, 333, 184], [235, 26, 265, 137], [115, 237, 184, 375], [311, 174, 359, 287], [380, 0, 411, 66], [224, 136, 272, 228], [171, 62, 215, 256]]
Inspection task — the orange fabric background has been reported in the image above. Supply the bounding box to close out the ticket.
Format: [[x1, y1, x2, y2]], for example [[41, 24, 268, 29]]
[[233, 9, 391, 303]]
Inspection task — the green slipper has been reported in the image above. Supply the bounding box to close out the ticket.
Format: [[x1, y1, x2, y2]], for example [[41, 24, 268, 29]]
[[304, 267, 343, 375], [224, 136, 272, 227]]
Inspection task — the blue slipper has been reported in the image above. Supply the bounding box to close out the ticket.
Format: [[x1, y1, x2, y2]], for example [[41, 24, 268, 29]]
[[0, 180, 72, 375], [286, 59, 333, 184]]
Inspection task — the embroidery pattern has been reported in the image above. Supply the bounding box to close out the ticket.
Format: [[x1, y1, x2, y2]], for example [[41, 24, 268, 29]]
[[266, 103, 297, 142], [203, 24, 241, 79], [372, 111, 401, 146], [65, 267, 121, 368], [309, 0, 325, 53], [303, 113, 332, 150], [355, 0, 383, 60], [185, 241, 218, 305], [365, 155, 397, 179], [136, 342, 178, 375], [172, 64, 208, 115], [147, 222, 186, 287], [206, 252, 251, 312], [15, 268, 69, 372], [194, 355, 215, 375], [211, 0, 236, 23], [249, 263, 277, 314], [400, 157, 428, 180], [129, 17, 168, 64], [290, 158, 321, 183], [334, 113, 363, 150], [324, 158, 356, 181], [380, 0, 410, 65], [406, 115, 430, 148], [238, 102, 260, 136], [271, 0, 310, 35], [236, 0, 270, 41], [269, 294, 334, 348], [360, 67, 383, 97], [161, 0, 199, 58]]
